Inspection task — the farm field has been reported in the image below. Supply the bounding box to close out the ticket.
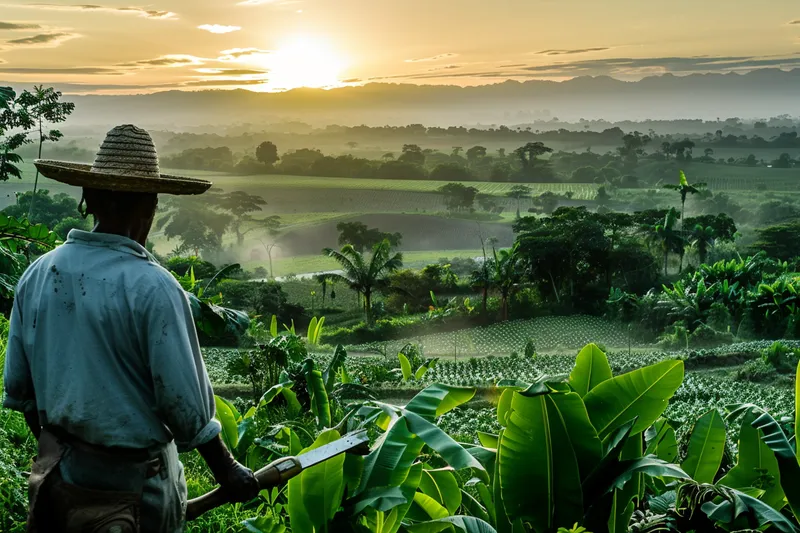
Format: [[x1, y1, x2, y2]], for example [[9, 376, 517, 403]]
[[346, 315, 639, 356]]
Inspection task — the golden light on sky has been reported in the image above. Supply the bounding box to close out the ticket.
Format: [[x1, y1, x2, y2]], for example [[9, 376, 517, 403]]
[[0, 0, 799, 94], [259, 34, 346, 91]]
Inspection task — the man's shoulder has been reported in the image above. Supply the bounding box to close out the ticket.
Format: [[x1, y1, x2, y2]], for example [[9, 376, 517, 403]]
[[135, 261, 183, 295]]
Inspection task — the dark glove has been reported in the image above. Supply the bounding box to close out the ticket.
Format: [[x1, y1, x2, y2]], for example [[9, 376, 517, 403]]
[[197, 435, 260, 503]]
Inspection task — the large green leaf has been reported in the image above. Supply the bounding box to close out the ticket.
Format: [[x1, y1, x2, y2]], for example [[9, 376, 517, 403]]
[[288, 429, 345, 533], [358, 417, 425, 494], [569, 343, 612, 398], [404, 411, 486, 474], [584, 360, 684, 439], [412, 492, 450, 520], [214, 395, 240, 451], [753, 411, 800, 519], [405, 516, 498, 533], [399, 353, 412, 382], [303, 360, 332, 429], [419, 468, 461, 515], [701, 487, 797, 533], [498, 390, 599, 532], [718, 408, 783, 510], [324, 344, 348, 393], [406, 384, 475, 419], [682, 409, 726, 484], [644, 418, 678, 463], [610, 435, 644, 533], [243, 516, 286, 533], [795, 359, 800, 464]]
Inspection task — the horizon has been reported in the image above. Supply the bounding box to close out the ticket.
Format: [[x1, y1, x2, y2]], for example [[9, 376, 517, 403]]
[[1, 0, 799, 95]]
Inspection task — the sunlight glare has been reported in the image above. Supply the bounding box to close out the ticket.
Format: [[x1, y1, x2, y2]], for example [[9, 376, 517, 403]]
[[264, 34, 346, 91]]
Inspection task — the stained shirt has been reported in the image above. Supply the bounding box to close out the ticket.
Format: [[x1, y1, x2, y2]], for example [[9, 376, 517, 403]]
[[2, 230, 221, 452]]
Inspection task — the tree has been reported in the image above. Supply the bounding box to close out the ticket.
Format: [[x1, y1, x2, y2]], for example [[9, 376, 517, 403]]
[[437, 183, 478, 212], [17, 85, 75, 218], [617, 131, 651, 169], [313, 273, 333, 308], [570, 166, 597, 183], [214, 190, 269, 245], [772, 153, 792, 168], [533, 191, 559, 214], [491, 242, 523, 321], [684, 213, 737, 242], [255, 141, 279, 166], [157, 194, 232, 257], [345, 141, 358, 150], [381, 152, 394, 162], [336, 221, 401, 252], [644, 208, 683, 276], [398, 144, 425, 166], [690, 224, 715, 265], [663, 170, 706, 236], [477, 193, 498, 213], [0, 87, 34, 182], [490, 162, 512, 182], [451, 146, 463, 157], [505, 185, 532, 218], [323, 240, 403, 325], [513, 142, 553, 169], [752, 221, 800, 261], [3, 190, 80, 228], [430, 163, 474, 182], [466, 146, 487, 165]]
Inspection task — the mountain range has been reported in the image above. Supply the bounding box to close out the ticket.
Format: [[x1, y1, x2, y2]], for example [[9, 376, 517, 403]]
[[6, 69, 800, 128]]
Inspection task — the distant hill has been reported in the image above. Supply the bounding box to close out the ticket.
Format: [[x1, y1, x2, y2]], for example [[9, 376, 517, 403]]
[[5, 69, 800, 127]]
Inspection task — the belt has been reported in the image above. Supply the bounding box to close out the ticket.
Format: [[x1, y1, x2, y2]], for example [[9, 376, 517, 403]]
[[43, 425, 164, 479]]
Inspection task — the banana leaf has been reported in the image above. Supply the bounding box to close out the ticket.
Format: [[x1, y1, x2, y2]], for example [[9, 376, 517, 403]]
[[682, 409, 726, 484], [568, 343, 612, 397]]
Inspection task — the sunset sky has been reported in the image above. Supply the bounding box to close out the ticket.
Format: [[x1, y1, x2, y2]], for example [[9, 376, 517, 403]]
[[1, 0, 799, 94]]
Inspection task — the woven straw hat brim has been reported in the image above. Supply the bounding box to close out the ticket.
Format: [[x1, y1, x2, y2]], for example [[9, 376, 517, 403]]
[[33, 160, 212, 195]]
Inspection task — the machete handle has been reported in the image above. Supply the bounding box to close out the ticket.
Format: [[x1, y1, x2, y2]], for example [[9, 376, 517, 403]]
[[186, 456, 302, 521]]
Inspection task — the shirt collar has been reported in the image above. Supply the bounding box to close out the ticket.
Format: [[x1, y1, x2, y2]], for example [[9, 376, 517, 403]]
[[65, 229, 158, 262]]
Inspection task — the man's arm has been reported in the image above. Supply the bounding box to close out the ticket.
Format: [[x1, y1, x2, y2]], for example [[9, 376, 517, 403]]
[[142, 274, 258, 502], [3, 289, 39, 439]]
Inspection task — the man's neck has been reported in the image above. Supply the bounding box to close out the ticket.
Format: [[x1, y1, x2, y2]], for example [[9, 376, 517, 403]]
[[93, 222, 148, 247]]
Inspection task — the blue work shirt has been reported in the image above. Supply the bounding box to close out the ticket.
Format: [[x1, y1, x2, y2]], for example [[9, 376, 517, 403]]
[[2, 230, 221, 452]]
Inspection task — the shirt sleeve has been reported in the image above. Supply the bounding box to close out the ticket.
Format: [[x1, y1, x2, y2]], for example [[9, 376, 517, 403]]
[[143, 274, 221, 452], [3, 290, 37, 413]]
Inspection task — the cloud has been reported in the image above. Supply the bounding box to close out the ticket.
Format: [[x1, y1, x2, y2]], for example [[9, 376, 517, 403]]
[[405, 53, 458, 63], [0, 66, 123, 74], [520, 55, 800, 76], [365, 55, 800, 82], [789, 20, 800, 25], [117, 54, 206, 67], [218, 47, 273, 61], [198, 24, 241, 34], [537, 47, 610, 56], [195, 68, 268, 75], [0, 22, 41, 30], [5, 32, 78, 47], [182, 78, 267, 87], [15, 4, 177, 19], [427, 64, 461, 72]]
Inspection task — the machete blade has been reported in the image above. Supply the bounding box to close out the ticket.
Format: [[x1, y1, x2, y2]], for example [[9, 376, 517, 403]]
[[297, 431, 370, 469]]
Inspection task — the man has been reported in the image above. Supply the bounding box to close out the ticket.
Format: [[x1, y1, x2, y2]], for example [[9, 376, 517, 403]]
[[2, 124, 259, 532]]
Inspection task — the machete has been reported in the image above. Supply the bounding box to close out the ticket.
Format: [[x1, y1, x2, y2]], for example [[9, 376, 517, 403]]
[[186, 431, 370, 520]]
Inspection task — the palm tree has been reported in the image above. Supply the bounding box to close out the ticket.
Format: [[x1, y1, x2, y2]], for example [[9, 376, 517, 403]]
[[313, 273, 333, 308], [690, 224, 715, 265], [663, 170, 706, 232], [491, 242, 523, 321], [323, 240, 403, 325], [645, 208, 683, 276]]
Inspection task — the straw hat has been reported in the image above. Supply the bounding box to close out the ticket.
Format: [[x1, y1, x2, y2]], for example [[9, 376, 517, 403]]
[[34, 124, 211, 195]]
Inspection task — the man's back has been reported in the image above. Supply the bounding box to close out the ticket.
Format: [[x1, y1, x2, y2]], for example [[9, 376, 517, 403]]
[[4, 230, 218, 451]]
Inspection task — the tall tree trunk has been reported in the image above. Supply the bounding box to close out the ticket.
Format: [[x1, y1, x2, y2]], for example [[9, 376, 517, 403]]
[[28, 117, 43, 220], [664, 250, 669, 276], [548, 271, 561, 303], [365, 290, 372, 326]]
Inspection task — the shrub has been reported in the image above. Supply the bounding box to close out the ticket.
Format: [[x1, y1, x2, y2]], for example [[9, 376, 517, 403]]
[[760, 341, 800, 373]]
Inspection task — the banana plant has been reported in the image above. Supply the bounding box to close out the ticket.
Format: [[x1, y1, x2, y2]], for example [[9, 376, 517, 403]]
[[459, 344, 688, 533], [399, 351, 439, 382], [307, 316, 326, 347]]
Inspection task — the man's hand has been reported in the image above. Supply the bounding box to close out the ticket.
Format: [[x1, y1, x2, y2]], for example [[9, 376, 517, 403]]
[[197, 435, 260, 503]]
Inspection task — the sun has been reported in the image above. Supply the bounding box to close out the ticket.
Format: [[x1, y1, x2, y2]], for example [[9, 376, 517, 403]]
[[264, 34, 346, 91]]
